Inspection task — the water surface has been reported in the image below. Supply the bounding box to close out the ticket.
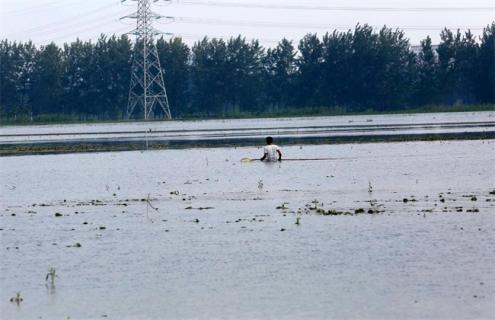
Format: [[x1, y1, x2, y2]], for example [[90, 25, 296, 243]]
[[1, 140, 494, 319]]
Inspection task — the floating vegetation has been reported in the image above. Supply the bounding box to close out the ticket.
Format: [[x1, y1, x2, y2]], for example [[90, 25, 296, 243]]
[[66, 243, 82, 248], [276, 203, 288, 210], [321, 209, 346, 216], [10, 292, 23, 305], [185, 206, 214, 210]]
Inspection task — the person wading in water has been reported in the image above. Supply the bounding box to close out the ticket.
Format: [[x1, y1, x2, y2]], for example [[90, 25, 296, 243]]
[[260, 136, 282, 162]]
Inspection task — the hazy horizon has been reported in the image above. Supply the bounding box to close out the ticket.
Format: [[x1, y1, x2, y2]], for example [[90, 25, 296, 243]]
[[1, 0, 494, 47]]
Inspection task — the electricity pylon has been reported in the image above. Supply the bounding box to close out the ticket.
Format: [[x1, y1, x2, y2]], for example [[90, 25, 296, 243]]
[[122, 0, 172, 120]]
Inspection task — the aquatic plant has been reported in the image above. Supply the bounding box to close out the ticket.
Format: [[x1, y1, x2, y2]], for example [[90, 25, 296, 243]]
[[295, 216, 301, 225], [45, 267, 57, 284], [309, 199, 320, 211], [276, 203, 288, 210], [10, 292, 23, 305], [322, 209, 344, 216]]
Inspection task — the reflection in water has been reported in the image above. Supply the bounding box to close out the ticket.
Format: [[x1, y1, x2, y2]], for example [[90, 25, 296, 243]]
[[45, 283, 56, 296]]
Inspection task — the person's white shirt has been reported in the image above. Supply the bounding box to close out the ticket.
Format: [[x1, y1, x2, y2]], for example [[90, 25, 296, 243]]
[[263, 144, 281, 162]]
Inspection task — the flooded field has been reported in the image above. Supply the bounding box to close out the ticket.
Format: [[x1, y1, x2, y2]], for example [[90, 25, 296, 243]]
[[1, 139, 494, 319], [1, 111, 494, 155]]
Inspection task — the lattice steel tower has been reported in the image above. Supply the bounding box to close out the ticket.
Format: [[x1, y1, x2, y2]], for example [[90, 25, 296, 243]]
[[122, 0, 171, 120]]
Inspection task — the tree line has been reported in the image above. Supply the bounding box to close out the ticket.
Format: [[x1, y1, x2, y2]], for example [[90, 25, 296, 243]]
[[1, 23, 494, 121]]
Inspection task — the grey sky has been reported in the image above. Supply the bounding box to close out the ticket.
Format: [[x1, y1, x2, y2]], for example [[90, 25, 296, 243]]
[[1, 0, 493, 47]]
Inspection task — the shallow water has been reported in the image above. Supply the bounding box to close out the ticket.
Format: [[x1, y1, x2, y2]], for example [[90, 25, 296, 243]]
[[1, 111, 494, 145], [1, 140, 494, 319]]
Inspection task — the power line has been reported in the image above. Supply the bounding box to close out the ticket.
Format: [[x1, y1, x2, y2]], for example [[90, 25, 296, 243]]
[[34, 21, 125, 46], [4, 4, 122, 38], [34, 27, 130, 47], [3, 0, 87, 16], [175, 33, 281, 44], [177, 0, 495, 12], [170, 16, 486, 31]]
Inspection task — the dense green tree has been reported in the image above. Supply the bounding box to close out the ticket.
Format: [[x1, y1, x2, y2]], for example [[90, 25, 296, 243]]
[[477, 23, 495, 103], [438, 29, 480, 104], [0, 41, 36, 117], [223, 36, 264, 113], [347, 24, 381, 110], [190, 37, 228, 115], [263, 38, 297, 110], [320, 30, 354, 106], [61, 39, 95, 115], [157, 37, 191, 116], [296, 34, 323, 107], [90, 35, 132, 118], [31, 42, 63, 115], [414, 36, 440, 105], [373, 27, 415, 110], [0, 22, 493, 121]]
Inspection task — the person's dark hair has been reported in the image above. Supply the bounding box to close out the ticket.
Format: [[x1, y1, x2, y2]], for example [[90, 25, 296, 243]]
[[266, 136, 273, 144]]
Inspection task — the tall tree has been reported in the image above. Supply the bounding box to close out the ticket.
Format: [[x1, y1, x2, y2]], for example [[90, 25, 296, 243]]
[[414, 36, 440, 106], [157, 37, 191, 116], [373, 26, 415, 110], [91, 35, 132, 118], [296, 33, 323, 107], [320, 30, 354, 107], [224, 36, 265, 113], [477, 23, 495, 103], [348, 24, 380, 110], [191, 37, 228, 115], [263, 38, 297, 110], [61, 39, 95, 116], [31, 42, 63, 115], [0, 41, 36, 117]]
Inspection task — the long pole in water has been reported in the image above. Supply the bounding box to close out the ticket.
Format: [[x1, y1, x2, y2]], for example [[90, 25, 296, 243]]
[[241, 157, 350, 162]]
